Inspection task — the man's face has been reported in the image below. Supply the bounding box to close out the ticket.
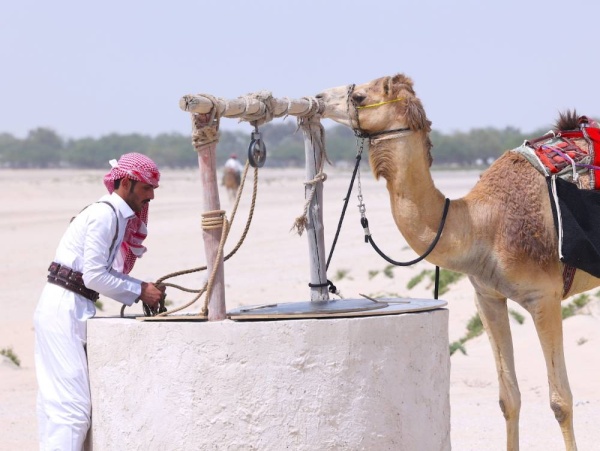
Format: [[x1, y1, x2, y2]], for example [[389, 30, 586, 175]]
[[121, 178, 156, 213]]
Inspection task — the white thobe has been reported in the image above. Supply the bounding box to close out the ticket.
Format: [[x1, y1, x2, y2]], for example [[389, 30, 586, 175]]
[[34, 192, 143, 451], [224, 158, 244, 173]]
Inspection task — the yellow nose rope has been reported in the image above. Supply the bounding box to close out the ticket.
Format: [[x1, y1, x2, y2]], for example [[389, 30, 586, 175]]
[[356, 97, 404, 109]]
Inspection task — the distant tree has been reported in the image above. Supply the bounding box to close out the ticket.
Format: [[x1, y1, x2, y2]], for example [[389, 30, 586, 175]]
[[1, 119, 594, 169], [325, 125, 359, 163], [23, 128, 64, 168], [0, 133, 21, 167], [147, 133, 195, 168]]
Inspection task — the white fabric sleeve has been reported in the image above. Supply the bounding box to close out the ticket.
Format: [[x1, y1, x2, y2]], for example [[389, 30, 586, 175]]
[[81, 206, 142, 306]]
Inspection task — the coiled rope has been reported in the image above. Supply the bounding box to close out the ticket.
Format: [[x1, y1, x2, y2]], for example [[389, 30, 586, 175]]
[[120, 160, 258, 318], [157, 161, 257, 317]]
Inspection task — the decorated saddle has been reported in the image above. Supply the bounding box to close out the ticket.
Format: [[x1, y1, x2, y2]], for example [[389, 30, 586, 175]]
[[513, 115, 600, 285]]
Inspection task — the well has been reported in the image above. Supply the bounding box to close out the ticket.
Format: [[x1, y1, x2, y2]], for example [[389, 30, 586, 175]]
[[88, 308, 450, 450]]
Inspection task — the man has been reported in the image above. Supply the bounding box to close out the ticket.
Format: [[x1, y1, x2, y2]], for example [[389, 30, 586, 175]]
[[34, 152, 166, 450], [224, 153, 243, 174], [224, 153, 243, 185]]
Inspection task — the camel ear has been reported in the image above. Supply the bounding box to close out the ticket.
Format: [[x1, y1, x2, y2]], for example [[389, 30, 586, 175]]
[[390, 74, 415, 95], [404, 97, 431, 132]]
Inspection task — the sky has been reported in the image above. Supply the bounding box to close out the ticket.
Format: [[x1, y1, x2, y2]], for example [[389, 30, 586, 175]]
[[1, 0, 598, 139]]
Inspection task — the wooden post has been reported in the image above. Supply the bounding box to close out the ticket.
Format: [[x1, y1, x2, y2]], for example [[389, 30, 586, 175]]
[[299, 116, 329, 301], [196, 142, 226, 320]]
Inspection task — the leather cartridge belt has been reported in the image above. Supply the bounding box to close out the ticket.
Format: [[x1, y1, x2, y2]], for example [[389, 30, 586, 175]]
[[47, 262, 99, 302]]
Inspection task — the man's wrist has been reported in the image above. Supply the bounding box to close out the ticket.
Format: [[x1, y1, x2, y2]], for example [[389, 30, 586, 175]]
[[136, 282, 147, 303]]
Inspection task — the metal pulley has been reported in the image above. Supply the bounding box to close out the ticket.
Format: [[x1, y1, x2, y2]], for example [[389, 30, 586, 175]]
[[248, 124, 267, 167]]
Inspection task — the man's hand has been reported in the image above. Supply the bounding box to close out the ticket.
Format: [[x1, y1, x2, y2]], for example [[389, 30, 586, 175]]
[[139, 282, 166, 311]]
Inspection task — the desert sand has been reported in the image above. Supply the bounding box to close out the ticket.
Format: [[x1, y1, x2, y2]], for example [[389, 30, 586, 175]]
[[1, 166, 599, 450]]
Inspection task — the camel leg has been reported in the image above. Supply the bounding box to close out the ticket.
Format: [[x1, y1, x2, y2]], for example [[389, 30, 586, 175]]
[[471, 282, 521, 451], [524, 297, 577, 451]]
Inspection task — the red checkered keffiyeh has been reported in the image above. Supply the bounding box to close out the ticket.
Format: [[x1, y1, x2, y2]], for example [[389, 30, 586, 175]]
[[103, 153, 160, 274]]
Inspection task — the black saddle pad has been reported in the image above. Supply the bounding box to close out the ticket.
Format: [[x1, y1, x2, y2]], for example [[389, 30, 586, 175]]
[[547, 176, 600, 277]]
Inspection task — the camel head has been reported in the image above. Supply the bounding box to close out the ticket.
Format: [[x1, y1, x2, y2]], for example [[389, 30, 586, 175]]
[[317, 74, 433, 179], [317, 74, 431, 135]]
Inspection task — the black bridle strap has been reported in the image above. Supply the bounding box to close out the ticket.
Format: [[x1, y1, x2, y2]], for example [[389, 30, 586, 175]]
[[361, 197, 450, 267], [361, 198, 450, 300], [325, 152, 362, 270], [325, 148, 449, 299], [354, 127, 411, 139], [434, 266, 441, 300]]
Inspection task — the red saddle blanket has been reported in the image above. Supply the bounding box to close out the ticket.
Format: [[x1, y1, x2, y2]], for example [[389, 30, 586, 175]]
[[518, 116, 600, 287], [525, 117, 600, 188]]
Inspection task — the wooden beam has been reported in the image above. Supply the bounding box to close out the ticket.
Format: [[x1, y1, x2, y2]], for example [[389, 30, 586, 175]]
[[179, 94, 322, 120]]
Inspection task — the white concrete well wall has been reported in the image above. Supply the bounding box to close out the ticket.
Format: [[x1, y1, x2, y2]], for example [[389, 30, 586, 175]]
[[87, 309, 450, 450]]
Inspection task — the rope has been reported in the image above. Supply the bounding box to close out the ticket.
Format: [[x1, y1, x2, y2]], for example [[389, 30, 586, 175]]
[[190, 94, 221, 150], [243, 91, 274, 125], [291, 172, 327, 235], [295, 96, 321, 118], [121, 161, 259, 318], [356, 97, 404, 110], [202, 210, 226, 230], [216, 92, 321, 125], [291, 118, 331, 236], [159, 161, 258, 317], [201, 216, 230, 315]]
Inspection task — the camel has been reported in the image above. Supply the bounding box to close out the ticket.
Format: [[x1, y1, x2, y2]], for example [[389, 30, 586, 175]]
[[316, 74, 599, 451], [221, 166, 241, 203]]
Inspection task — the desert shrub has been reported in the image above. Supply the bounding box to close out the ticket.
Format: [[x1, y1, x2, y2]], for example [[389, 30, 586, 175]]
[[450, 312, 484, 356], [334, 268, 352, 281], [509, 309, 525, 324], [407, 268, 465, 295], [562, 294, 592, 319], [0, 347, 20, 366]]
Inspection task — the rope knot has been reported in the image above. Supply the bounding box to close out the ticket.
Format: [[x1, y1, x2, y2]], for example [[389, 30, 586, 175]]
[[191, 94, 221, 151], [292, 171, 329, 236], [295, 96, 322, 118], [303, 172, 327, 186], [240, 90, 275, 126]]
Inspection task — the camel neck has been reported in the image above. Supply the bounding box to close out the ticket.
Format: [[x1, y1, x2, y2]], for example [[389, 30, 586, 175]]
[[373, 133, 441, 205], [372, 134, 458, 267]]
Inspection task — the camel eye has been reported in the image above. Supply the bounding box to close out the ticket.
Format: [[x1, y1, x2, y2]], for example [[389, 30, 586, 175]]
[[352, 92, 366, 105]]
